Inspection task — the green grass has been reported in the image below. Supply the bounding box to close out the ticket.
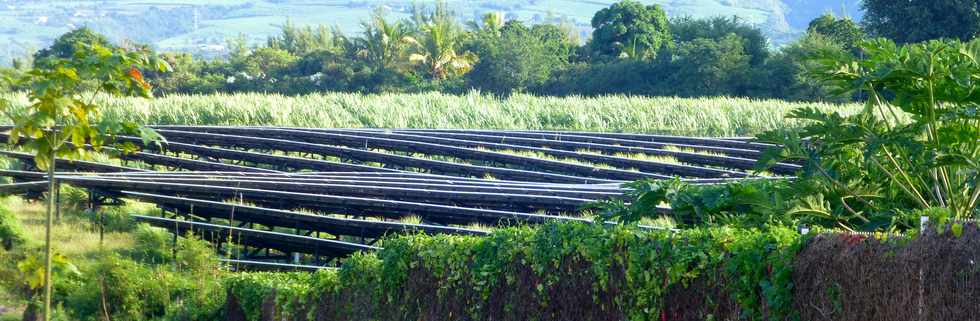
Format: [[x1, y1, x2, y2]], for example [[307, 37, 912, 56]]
[[0, 198, 137, 269], [1, 92, 860, 136], [0, 198, 138, 320]]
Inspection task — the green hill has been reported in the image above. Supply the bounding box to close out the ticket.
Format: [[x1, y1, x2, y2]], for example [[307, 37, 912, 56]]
[[0, 0, 862, 65]]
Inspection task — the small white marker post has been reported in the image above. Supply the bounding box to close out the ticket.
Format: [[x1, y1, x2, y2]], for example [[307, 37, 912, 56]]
[[920, 216, 929, 233]]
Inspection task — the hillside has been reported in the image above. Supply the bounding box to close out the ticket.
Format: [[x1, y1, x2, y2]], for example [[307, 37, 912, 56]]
[[0, 0, 862, 65]]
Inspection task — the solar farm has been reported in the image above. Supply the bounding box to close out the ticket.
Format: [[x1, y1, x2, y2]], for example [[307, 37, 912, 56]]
[[0, 127, 793, 269]]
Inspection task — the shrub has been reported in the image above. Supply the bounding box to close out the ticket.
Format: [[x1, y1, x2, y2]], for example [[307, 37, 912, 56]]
[[175, 233, 219, 274], [225, 272, 318, 321], [74, 202, 158, 233], [67, 253, 154, 320], [759, 38, 980, 229], [0, 201, 24, 250], [57, 185, 88, 210], [65, 250, 226, 321], [587, 178, 801, 229], [130, 223, 172, 264], [70, 206, 134, 233]]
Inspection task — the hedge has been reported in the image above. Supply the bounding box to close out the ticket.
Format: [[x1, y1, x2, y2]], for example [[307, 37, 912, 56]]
[[225, 221, 980, 321], [226, 222, 803, 321]]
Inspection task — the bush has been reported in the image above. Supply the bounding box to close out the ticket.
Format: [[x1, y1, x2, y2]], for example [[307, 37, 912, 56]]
[[66, 249, 226, 321], [67, 253, 156, 320], [66, 206, 131, 233], [131, 223, 172, 264], [74, 202, 158, 233], [0, 201, 24, 250], [57, 185, 88, 210], [587, 178, 800, 229], [226, 272, 320, 321], [175, 233, 219, 274], [758, 38, 980, 229]]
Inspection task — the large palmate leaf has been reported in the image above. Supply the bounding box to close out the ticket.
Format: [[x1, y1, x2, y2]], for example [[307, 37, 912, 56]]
[[759, 38, 980, 229]]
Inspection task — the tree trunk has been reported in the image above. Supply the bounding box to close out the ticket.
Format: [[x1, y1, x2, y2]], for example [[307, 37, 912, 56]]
[[42, 153, 55, 321]]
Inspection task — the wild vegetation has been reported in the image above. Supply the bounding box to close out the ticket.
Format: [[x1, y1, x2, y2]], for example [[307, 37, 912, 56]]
[[590, 38, 980, 233], [0, 1, 978, 320], [0, 37, 170, 320], [0, 198, 226, 320], [2, 1, 870, 102], [3, 1, 974, 101]]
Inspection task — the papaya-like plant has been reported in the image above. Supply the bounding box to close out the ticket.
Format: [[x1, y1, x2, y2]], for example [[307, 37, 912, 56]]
[[759, 38, 980, 230], [0, 42, 169, 321]]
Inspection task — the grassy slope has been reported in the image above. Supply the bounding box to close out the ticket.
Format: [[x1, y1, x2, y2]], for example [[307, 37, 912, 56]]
[[0, 92, 859, 137]]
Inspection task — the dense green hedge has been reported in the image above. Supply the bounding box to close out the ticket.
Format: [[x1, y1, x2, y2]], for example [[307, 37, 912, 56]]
[[226, 222, 803, 321], [6, 211, 976, 320], [225, 222, 980, 321]]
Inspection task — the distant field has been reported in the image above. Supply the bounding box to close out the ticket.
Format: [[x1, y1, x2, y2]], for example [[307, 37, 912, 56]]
[[1, 92, 860, 136]]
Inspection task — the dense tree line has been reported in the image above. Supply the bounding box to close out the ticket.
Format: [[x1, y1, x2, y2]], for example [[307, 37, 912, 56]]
[[4, 0, 976, 101]]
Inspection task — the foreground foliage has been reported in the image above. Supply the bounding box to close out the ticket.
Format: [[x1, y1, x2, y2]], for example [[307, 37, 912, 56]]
[[760, 38, 980, 228], [0, 40, 169, 320], [0, 198, 226, 321], [225, 221, 980, 321], [5, 196, 979, 321], [592, 38, 980, 232]]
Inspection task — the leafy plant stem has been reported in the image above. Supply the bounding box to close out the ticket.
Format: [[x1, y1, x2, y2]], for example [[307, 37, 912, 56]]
[[43, 148, 55, 321], [100, 274, 111, 321], [839, 196, 870, 223], [868, 85, 901, 129], [967, 177, 980, 213], [871, 157, 930, 209], [812, 160, 879, 210], [880, 145, 930, 207], [835, 221, 855, 232], [931, 170, 947, 208], [85, 84, 104, 108], [925, 60, 954, 207]]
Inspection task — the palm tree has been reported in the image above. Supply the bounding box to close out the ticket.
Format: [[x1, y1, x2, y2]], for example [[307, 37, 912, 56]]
[[467, 12, 505, 35], [404, 10, 478, 80], [354, 11, 411, 73]]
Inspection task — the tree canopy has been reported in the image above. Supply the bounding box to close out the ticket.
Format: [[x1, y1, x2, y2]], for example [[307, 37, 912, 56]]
[[9, 1, 979, 103], [589, 0, 671, 60], [862, 0, 980, 43], [670, 16, 769, 65], [807, 14, 865, 51], [33, 27, 115, 67], [467, 21, 571, 95]]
